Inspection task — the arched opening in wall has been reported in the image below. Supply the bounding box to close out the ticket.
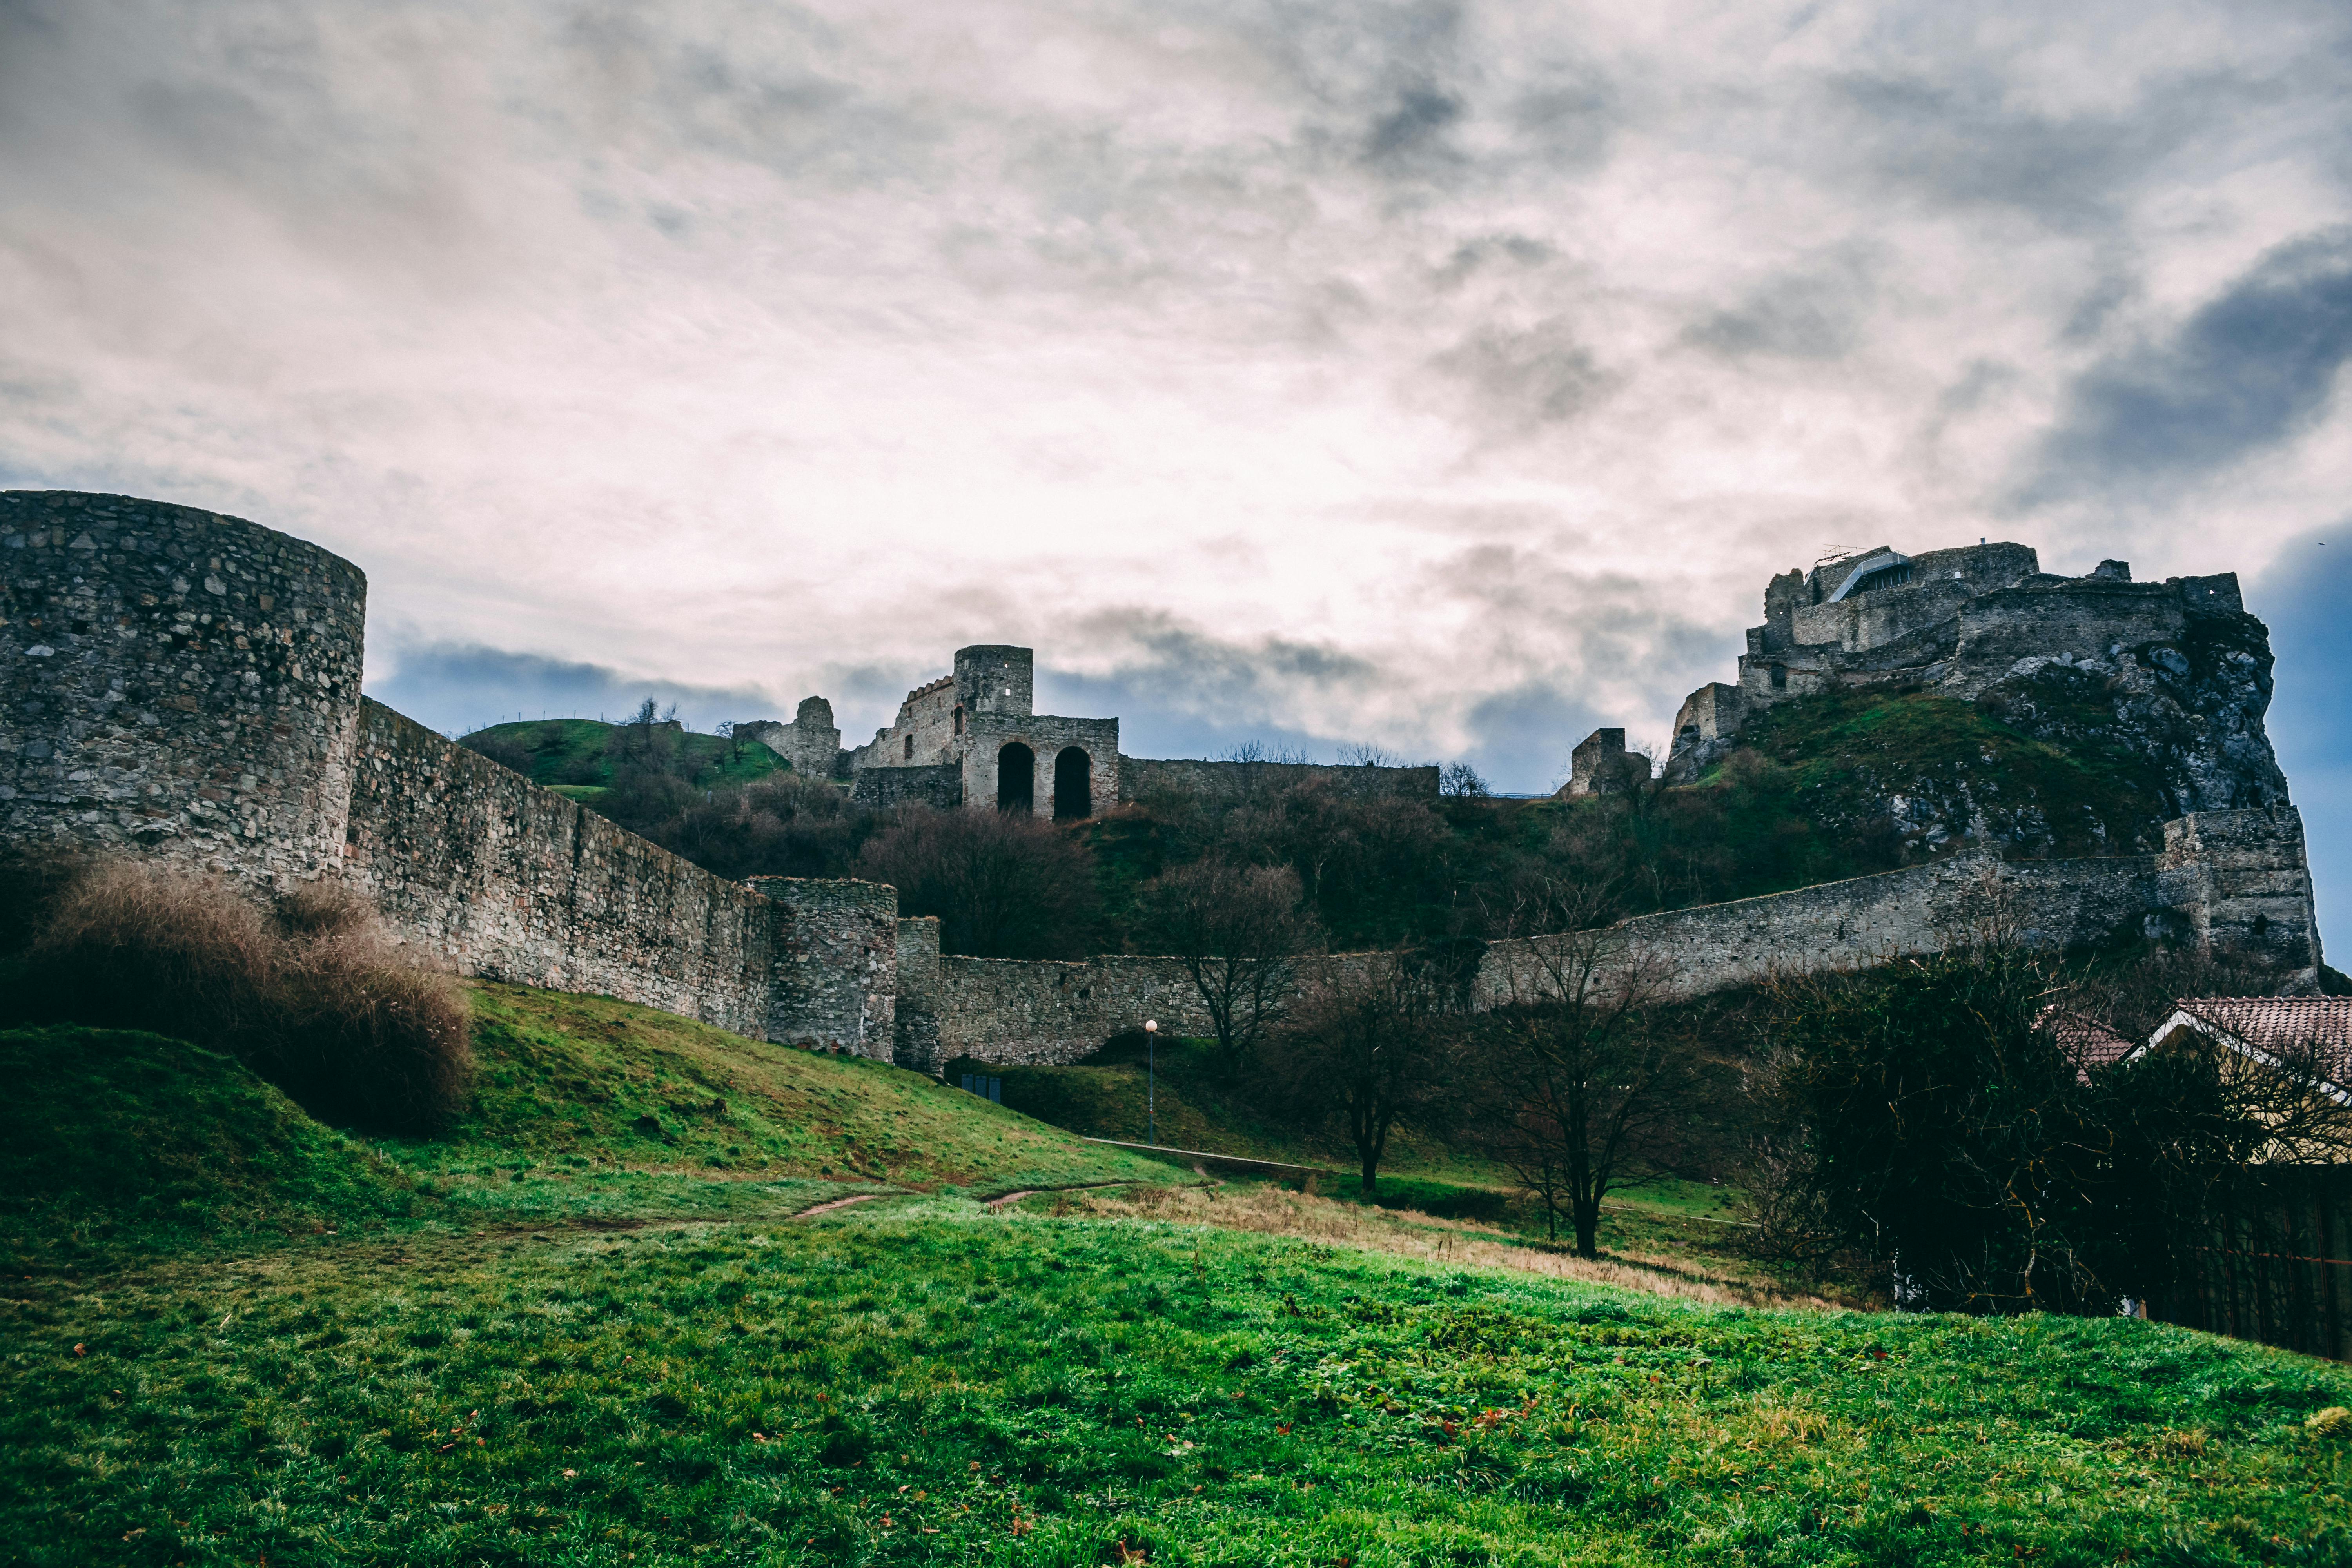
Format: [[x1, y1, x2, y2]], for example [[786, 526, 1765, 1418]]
[[996, 743, 1034, 813], [1053, 747, 1091, 821]]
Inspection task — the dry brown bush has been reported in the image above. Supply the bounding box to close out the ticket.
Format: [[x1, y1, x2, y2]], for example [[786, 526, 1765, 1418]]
[[6, 856, 472, 1132]]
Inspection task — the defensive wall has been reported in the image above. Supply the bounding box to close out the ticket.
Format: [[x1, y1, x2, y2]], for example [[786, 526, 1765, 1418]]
[[1, 491, 895, 1056], [927, 806, 2323, 1069], [1, 490, 367, 882], [4, 492, 2327, 1078]]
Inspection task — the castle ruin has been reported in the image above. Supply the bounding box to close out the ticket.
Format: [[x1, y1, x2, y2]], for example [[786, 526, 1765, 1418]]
[[1, 493, 2327, 1080], [1655, 541, 2279, 801]]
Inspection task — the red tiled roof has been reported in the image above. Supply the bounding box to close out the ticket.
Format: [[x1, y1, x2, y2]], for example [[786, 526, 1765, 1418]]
[[2041, 1007, 2137, 1081], [2169, 996, 2352, 1086]]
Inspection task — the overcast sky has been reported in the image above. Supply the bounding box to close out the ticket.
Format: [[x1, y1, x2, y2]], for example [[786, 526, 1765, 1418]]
[[4, 0, 2349, 935]]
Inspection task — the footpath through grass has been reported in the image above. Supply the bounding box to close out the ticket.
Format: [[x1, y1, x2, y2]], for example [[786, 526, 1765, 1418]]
[[6, 1206, 2350, 1567]]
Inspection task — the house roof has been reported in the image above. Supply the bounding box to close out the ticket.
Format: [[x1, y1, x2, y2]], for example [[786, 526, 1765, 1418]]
[[2147, 996, 2352, 1099], [2042, 1008, 2137, 1080]]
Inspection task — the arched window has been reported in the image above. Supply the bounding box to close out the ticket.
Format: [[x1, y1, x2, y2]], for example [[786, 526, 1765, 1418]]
[[1053, 747, 1091, 821], [996, 742, 1035, 813]]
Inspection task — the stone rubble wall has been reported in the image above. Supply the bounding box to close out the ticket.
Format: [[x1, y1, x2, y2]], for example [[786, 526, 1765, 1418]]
[[928, 808, 2322, 1067], [746, 876, 900, 1059], [927, 951, 1216, 1068], [345, 699, 782, 1038], [848, 762, 965, 810], [3, 490, 899, 1056], [1, 491, 367, 885]]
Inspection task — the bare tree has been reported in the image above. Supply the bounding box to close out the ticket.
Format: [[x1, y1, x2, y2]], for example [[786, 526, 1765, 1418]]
[[1439, 760, 1490, 798], [1270, 948, 1466, 1196], [1479, 882, 1688, 1256], [1138, 859, 1316, 1073]]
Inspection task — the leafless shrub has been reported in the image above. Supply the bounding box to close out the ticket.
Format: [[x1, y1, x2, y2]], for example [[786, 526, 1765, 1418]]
[[7, 857, 472, 1132]]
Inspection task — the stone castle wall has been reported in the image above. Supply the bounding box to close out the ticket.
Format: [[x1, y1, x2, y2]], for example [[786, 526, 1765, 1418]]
[[3, 490, 893, 1056], [7, 492, 2326, 1080], [928, 807, 2320, 1068], [746, 876, 899, 1056], [921, 950, 1214, 1071], [346, 699, 782, 1037], [849, 762, 965, 810], [2, 491, 367, 885]]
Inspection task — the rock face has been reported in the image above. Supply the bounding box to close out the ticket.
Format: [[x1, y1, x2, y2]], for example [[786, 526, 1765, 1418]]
[[1664, 544, 2291, 853]]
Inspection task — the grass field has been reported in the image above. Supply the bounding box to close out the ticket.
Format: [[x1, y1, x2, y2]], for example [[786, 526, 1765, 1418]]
[[6, 987, 2350, 1566], [463, 717, 789, 791]]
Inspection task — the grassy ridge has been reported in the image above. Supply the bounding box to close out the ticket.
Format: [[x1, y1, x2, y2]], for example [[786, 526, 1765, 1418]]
[[392, 984, 1179, 1215], [5, 1209, 2347, 1566], [465, 717, 790, 791], [0, 988, 1176, 1264], [0, 1027, 425, 1263]]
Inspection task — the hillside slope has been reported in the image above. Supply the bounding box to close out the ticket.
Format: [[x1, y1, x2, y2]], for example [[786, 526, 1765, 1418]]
[[0, 1027, 424, 1262], [5, 1209, 2346, 1566], [378, 982, 1181, 1221]]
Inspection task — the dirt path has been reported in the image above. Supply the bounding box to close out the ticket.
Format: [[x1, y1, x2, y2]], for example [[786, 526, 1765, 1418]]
[[790, 1191, 898, 1220]]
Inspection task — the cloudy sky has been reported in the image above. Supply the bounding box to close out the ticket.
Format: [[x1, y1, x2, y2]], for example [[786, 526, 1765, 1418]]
[[4, 0, 2349, 931]]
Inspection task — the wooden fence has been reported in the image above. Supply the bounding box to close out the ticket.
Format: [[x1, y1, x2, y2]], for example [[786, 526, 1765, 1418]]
[[2149, 1167, 2351, 1363]]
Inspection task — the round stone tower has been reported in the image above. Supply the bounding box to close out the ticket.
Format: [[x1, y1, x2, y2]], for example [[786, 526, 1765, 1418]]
[[0, 490, 368, 885]]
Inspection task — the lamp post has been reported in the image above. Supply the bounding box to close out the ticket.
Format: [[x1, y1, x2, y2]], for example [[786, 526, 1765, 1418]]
[[1143, 1020, 1158, 1146]]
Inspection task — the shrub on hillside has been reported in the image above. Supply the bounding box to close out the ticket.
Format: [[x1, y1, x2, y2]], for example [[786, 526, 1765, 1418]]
[[856, 806, 1101, 958], [4, 857, 472, 1133]]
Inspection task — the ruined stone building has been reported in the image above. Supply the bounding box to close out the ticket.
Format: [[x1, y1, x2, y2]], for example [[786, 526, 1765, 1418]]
[[1651, 540, 2286, 816], [734, 697, 842, 781], [838, 644, 1121, 819], [752, 643, 1438, 817]]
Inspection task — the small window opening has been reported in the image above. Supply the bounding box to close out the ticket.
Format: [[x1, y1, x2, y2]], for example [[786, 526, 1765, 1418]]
[[903, 734, 914, 760], [1769, 664, 1788, 690], [953, 706, 963, 735]]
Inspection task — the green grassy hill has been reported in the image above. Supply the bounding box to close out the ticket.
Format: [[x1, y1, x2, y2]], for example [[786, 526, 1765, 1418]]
[[5, 1203, 2347, 1566], [386, 982, 1184, 1224], [461, 715, 789, 795], [8, 984, 2348, 1566], [0, 1027, 425, 1262]]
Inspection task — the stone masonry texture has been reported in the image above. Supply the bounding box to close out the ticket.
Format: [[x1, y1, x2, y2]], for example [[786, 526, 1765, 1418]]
[[2, 491, 366, 884], [3, 491, 891, 1055]]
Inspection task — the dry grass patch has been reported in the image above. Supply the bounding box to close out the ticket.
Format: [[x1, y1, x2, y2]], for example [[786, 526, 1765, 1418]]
[[1044, 1179, 1837, 1310]]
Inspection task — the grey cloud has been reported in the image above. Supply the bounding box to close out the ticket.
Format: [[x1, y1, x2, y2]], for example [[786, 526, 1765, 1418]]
[[1686, 252, 1877, 361], [2025, 226, 2352, 496], [556, 5, 938, 189], [1827, 70, 2195, 226], [1431, 233, 1552, 291], [1365, 85, 1463, 164], [1506, 73, 1616, 172], [1427, 319, 1615, 436]]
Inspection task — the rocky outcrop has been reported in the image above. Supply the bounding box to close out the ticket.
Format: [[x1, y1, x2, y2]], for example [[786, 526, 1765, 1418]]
[[1662, 548, 2292, 862]]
